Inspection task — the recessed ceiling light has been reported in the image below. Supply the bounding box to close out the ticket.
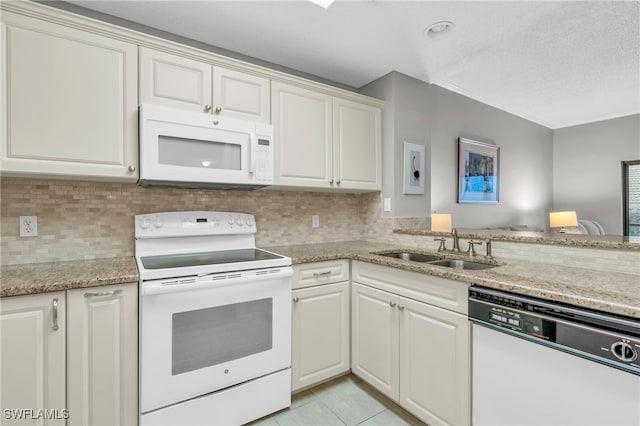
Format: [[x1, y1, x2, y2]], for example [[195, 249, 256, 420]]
[[309, 0, 336, 8], [423, 21, 455, 38]]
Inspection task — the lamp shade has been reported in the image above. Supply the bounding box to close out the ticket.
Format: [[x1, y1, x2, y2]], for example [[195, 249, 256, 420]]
[[549, 211, 578, 228], [431, 213, 452, 232]]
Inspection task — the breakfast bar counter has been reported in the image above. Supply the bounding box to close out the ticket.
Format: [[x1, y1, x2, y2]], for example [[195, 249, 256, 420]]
[[267, 240, 640, 319]]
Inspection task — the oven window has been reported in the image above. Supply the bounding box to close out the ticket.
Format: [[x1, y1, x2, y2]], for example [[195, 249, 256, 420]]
[[158, 135, 241, 170], [172, 298, 273, 375]]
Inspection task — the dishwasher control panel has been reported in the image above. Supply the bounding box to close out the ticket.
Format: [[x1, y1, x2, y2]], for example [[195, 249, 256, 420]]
[[469, 286, 640, 375]]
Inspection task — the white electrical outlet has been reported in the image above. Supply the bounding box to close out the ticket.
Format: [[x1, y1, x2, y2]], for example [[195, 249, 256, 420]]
[[19, 216, 38, 237], [312, 215, 320, 228], [383, 198, 392, 212]]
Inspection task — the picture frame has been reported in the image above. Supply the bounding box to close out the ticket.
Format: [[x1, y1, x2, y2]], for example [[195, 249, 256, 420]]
[[458, 138, 499, 204], [403, 141, 425, 194]]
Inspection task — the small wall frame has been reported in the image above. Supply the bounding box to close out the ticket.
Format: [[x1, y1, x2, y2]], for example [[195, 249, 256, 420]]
[[403, 142, 425, 195], [458, 138, 499, 204]]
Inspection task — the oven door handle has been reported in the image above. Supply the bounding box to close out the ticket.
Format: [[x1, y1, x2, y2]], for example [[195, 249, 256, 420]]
[[141, 267, 293, 296]]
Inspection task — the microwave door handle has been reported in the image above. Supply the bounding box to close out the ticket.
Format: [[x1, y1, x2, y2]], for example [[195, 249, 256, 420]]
[[249, 132, 257, 174]]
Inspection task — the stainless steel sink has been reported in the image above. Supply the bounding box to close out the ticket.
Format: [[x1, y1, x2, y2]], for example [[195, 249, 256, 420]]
[[428, 259, 496, 270], [374, 251, 442, 263]]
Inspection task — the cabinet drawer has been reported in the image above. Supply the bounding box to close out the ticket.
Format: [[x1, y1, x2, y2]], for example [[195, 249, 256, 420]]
[[352, 261, 469, 315], [293, 260, 349, 289]]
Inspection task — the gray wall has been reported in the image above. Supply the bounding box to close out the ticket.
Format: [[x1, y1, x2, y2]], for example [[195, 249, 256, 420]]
[[553, 114, 640, 235], [362, 72, 554, 230], [361, 72, 432, 218]]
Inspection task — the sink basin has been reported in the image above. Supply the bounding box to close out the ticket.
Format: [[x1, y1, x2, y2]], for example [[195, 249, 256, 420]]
[[428, 259, 496, 270], [375, 251, 442, 263]]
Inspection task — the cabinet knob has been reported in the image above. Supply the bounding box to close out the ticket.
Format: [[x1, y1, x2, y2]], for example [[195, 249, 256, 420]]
[[128, 165, 136, 173], [329, 179, 334, 185], [336, 180, 341, 185], [293, 297, 300, 303], [389, 301, 397, 308], [398, 305, 405, 311], [204, 104, 212, 112], [214, 106, 222, 114]]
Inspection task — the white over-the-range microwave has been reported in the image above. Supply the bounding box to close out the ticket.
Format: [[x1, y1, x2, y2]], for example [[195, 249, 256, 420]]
[[138, 104, 274, 190]]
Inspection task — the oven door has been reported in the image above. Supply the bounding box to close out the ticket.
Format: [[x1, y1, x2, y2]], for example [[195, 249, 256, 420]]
[[139, 267, 292, 413], [139, 104, 258, 186]]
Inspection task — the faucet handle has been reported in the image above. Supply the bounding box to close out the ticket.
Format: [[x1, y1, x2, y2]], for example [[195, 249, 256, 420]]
[[467, 239, 483, 257], [434, 237, 447, 252], [484, 239, 493, 258]]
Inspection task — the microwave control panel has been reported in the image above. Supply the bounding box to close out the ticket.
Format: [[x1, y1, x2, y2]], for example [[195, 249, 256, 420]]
[[255, 137, 273, 183]]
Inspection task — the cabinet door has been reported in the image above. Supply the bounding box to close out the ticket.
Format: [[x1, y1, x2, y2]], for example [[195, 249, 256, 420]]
[[1, 292, 66, 425], [271, 81, 333, 188], [291, 281, 350, 392], [351, 283, 399, 401], [1, 13, 138, 181], [333, 98, 381, 191], [66, 283, 138, 426], [399, 297, 470, 426], [213, 67, 270, 123], [139, 47, 212, 113]]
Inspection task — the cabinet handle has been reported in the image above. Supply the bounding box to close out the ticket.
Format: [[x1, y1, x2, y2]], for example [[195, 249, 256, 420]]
[[204, 104, 212, 112], [293, 297, 300, 303], [214, 106, 222, 114], [313, 271, 332, 279], [84, 289, 122, 298], [329, 179, 334, 185], [336, 180, 341, 185], [398, 305, 405, 311], [52, 298, 59, 331], [128, 165, 136, 173], [389, 301, 397, 308]]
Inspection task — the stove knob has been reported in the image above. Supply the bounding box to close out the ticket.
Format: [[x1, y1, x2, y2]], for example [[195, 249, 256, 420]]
[[236, 217, 244, 226], [611, 341, 638, 362], [139, 218, 151, 230], [153, 217, 163, 228], [246, 217, 255, 226], [228, 216, 235, 226]]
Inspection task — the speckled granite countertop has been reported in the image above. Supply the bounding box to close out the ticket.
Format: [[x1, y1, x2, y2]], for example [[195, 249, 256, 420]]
[[395, 228, 640, 251], [2, 242, 638, 320], [1, 257, 138, 297], [266, 241, 640, 319]]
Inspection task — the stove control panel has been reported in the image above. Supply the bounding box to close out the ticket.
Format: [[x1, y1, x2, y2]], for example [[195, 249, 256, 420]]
[[135, 211, 256, 238]]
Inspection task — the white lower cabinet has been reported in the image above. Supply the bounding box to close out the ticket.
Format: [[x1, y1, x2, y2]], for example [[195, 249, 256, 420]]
[[0, 283, 137, 426], [66, 283, 138, 426], [351, 262, 470, 426], [1, 292, 67, 425], [291, 261, 350, 392]]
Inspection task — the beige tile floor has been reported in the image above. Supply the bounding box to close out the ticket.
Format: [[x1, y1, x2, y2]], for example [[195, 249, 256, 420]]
[[249, 374, 426, 426]]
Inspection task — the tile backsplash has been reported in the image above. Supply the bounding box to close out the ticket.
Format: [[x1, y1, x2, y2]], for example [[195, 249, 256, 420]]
[[1, 178, 377, 265], [2, 178, 638, 275]]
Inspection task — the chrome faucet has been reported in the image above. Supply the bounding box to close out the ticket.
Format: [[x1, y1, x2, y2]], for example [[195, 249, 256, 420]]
[[451, 228, 460, 252]]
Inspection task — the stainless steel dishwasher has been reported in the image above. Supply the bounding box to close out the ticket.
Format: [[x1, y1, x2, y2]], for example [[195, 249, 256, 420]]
[[469, 286, 640, 426]]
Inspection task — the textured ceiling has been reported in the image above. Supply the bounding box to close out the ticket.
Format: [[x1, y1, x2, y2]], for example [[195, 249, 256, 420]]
[[65, 0, 640, 129]]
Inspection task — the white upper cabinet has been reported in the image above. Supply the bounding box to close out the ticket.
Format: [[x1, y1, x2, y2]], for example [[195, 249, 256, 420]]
[[139, 47, 212, 112], [139, 47, 270, 123], [333, 97, 381, 191], [272, 81, 333, 188], [1, 12, 138, 181], [272, 81, 382, 192]]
